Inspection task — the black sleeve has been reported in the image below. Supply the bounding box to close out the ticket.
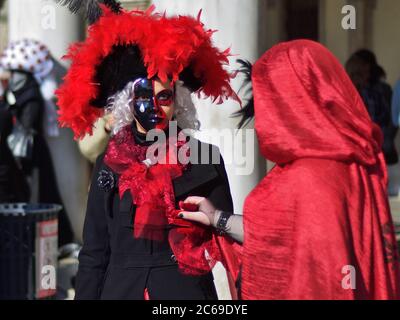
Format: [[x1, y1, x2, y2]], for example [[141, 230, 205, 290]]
[[207, 146, 234, 213], [380, 83, 393, 127], [75, 155, 110, 300], [19, 100, 42, 131]]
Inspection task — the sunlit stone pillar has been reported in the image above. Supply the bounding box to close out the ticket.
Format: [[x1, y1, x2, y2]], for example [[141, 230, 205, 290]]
[[152, 0, 266, 217], [152, 0, 268, 299]]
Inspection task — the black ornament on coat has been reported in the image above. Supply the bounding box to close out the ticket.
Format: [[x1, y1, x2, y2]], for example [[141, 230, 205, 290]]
[[97, 169, 115, 192]]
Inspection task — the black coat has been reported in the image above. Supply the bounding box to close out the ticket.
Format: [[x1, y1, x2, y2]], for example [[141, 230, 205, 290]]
[[0, 108, 30, 202], [361, 81, 398, 164], [75, 140, 233, 300]]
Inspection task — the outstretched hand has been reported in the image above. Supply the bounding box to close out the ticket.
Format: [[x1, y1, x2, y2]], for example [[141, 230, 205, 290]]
[[178, 196, 217, 226]]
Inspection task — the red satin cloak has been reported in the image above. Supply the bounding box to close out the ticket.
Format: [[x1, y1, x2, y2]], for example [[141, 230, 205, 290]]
[[242, 40, 400, 300]]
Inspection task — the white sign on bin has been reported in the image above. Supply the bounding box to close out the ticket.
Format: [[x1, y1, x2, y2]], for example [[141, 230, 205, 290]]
[[35, 219, 58, 299]]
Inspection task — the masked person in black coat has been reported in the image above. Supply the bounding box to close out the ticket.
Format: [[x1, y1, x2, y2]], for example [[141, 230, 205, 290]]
[[55, 2, 240, 300]]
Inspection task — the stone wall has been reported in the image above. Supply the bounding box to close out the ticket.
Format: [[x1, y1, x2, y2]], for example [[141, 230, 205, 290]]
[[0, 0, 7, 53]]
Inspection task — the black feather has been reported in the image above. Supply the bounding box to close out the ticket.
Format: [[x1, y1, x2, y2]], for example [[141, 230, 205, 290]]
[[237, 59, 252, 84], [91, 45, 147, 108], [233, 59, 255, 129], [86, 0, 102, 24], [54, 0, 121, 24], [54, 0, 86, 13], [103, 0, 122, 14]]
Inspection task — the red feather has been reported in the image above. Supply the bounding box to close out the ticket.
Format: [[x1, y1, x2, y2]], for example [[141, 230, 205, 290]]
[[57, 6, 239, 139]]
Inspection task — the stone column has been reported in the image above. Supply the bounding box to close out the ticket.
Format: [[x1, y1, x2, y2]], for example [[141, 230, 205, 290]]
[[0, 0, 8, 53], [151, 0, 266, 215], [347, 0, 377, 53], [8, 0, 89, 243]]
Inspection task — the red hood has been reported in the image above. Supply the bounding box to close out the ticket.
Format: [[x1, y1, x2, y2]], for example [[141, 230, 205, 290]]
[[252, 40, 382, 166]]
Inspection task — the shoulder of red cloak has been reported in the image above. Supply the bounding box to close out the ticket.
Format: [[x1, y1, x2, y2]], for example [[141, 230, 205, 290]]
[[244, 159, 352, 226], [285, 158, 350, 195]]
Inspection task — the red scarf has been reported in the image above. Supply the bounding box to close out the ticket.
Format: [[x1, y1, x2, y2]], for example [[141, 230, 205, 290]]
[[104, 126, 240, 277]]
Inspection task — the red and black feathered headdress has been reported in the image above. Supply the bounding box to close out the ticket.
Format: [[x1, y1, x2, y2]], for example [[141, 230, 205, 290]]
[[56, 1, 239, 139]]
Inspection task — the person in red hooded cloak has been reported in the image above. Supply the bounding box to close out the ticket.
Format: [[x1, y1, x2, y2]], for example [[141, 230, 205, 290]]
[[180, 39, 400, 300]]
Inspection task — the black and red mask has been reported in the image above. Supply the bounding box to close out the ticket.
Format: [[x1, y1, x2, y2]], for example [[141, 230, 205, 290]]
[[131, 78, 174, 132]]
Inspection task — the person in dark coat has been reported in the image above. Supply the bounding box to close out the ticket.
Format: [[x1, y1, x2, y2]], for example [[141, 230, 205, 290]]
[[0, 107, 30, 202], [346, 49, 398, 165], [55, 2, 240, 300], [2, 70, 74, 245], [0, 39, 74, 245], [76, 132, 233, 299]]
